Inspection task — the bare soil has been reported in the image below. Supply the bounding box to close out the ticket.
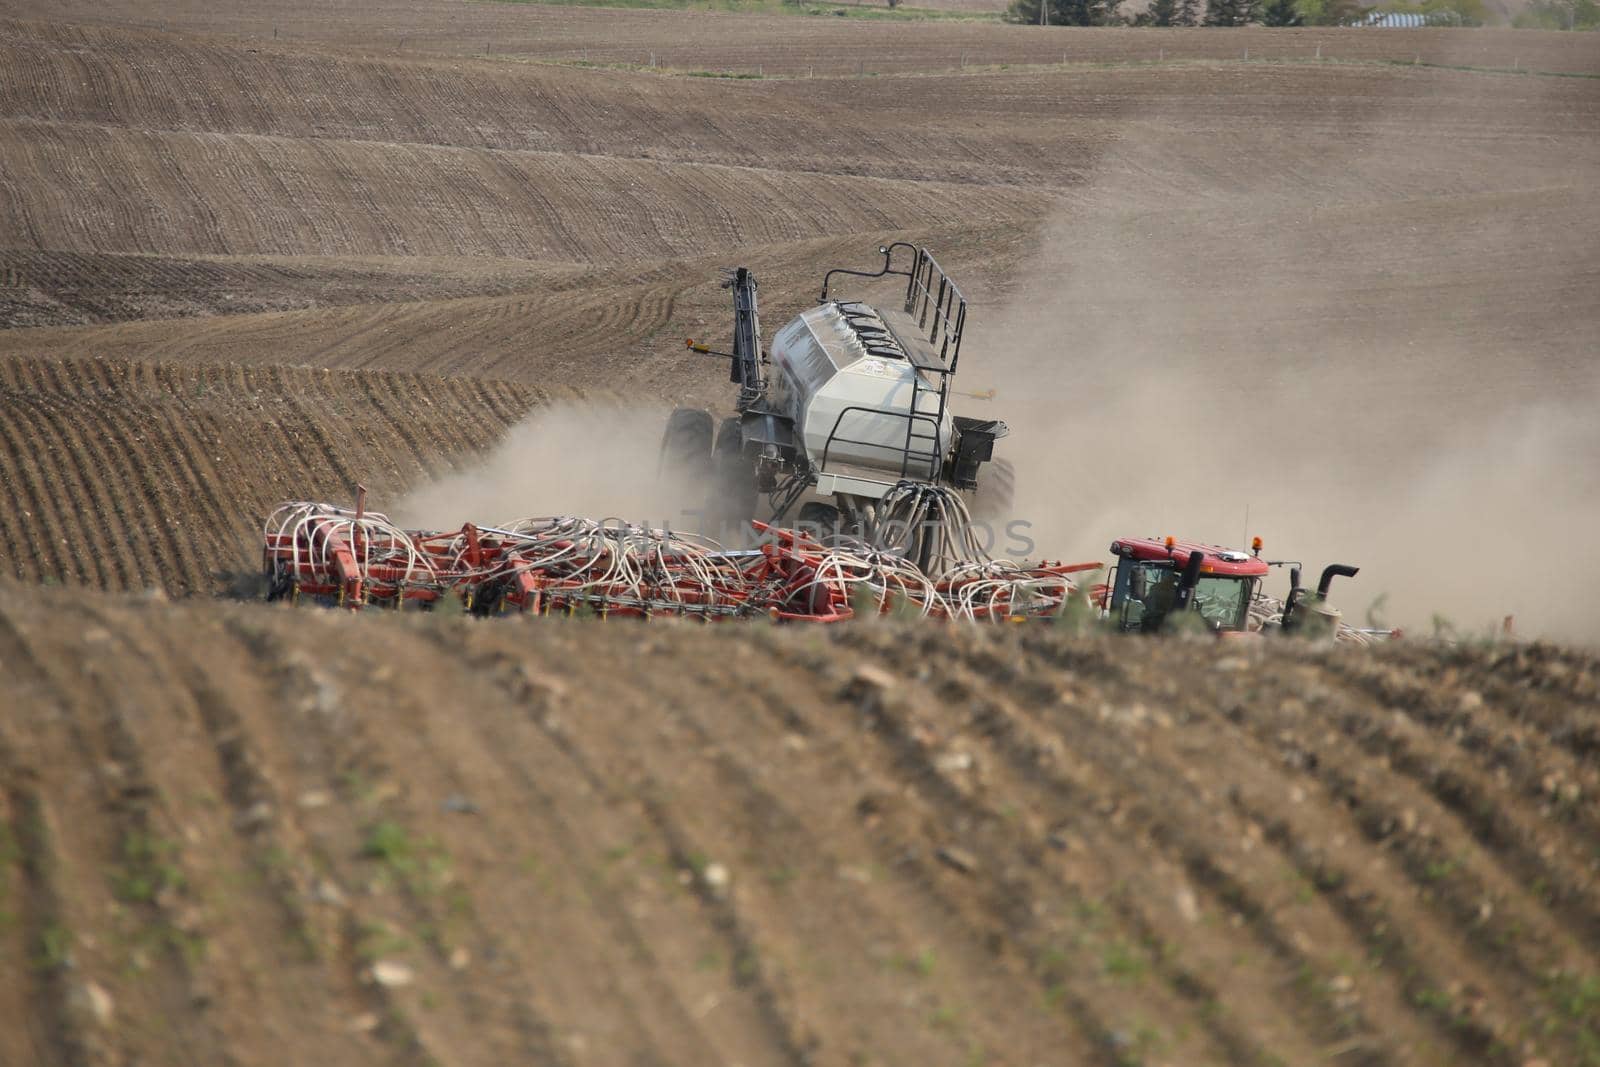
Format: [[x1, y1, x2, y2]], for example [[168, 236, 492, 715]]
[[1, 584, 1597, 1066], [0, 6, 1596, 1065]]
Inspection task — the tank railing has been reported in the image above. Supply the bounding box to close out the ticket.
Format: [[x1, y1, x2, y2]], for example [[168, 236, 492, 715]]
[[820, 406, 943, 482], [819, 241, 919, 303], [902, 247, 966, 373]]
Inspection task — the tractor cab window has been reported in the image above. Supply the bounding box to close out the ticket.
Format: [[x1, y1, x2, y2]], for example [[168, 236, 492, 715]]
[[1115, 562, 1253, 633], [1118, 561, 1178, 632], [1192, 576, 1252, 632]]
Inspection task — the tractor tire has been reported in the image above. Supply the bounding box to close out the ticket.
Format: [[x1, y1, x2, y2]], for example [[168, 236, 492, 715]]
[[713, 416, 759, 534], [796, 501, 843, 544], [660, 407, 713, 481], [969, 456, 1015, 523]]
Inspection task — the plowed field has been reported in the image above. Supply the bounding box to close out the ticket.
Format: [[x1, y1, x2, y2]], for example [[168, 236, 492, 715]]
[[0, 354, 545, 595], [1, 4, 1597, 1066], [1, 586, 1597, 1067]]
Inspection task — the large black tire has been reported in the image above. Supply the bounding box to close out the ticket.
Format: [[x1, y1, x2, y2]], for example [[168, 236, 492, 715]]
[[660, 407, 713, 480], [969, 455, 1015, 523], [796, 501, 843, 544], [713, 416, 759, 535]]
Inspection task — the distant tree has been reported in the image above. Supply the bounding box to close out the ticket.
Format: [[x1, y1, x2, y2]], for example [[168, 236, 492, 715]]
[[1517, 0, 1595, 24], [1313, 0, 1367, 22], [1004, 0, 1124, 23], [1204, 0, 1261, 22], [1177, 0, 1203, 21], [1514, 0, 1597, 24], [1262, 0, 1305, 21], [1056, 0, 1126, 22], [1421, 0, 1487, 23], [1147, 0, 1181, 22]]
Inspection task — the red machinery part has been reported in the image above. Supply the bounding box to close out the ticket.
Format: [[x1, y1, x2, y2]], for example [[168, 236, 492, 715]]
[[263, 502, 1100, 623]]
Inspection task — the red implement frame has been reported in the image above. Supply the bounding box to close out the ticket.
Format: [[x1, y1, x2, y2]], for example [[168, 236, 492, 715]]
[[263, 501, 1100, 623]]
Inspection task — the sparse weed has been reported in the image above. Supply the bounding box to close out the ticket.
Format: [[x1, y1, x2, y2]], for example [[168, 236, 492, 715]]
[[337, 768, 376, 803], [1054, 571, 1103, 634], [121, 919, 205, 965], [1129, 1019, 1167, 1055], [849, 584, 881, 620], [1364, 592, 1391, 631], [355, 919, 411, 962], [111, 831, 185, 904], [1422, 853, 1464, 882], [363, 820, 453, 897], [1414, 986, 1455, 1013], [892, 946, 938, 977], [1283, 866, 1316, 904], [1542, 970, 1600, 1060], [0, 823, 20, 874], [1102, 940, 1148, 983], [35, 922, 72, 971], [1073, 897, 1107, 929]]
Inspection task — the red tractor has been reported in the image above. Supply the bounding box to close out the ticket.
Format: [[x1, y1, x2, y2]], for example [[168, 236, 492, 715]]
[[1100, 536, 1381, 640]]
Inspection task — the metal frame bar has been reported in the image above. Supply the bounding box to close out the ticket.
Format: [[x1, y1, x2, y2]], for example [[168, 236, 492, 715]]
[[820, 405, 943, 481]]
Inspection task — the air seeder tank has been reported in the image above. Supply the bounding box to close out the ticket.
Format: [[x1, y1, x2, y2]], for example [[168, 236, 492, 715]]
[[767, 300, 954, 481]]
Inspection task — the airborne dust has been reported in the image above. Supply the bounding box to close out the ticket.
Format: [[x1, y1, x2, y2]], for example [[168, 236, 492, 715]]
[[404, 61, 1600, 643], [396, 403, 706, 533], [980, 126, 1600, 644]]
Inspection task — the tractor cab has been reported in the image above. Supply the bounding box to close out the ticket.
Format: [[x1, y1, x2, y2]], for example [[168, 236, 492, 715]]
[[1104, 537, 1268, 634]]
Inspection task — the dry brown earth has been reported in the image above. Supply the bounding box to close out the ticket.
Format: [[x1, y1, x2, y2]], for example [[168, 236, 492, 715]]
[[4, 4, 1592, 73], [1, 584, 1598, 1067], [0, 5, 1597, 1065]]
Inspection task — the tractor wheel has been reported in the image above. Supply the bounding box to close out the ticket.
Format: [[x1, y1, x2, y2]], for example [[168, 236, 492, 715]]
[[713, 416, 759, 534], [660, 407, 713, 481], [969, 456, 1015, 523], [796, 501, 843, 544]]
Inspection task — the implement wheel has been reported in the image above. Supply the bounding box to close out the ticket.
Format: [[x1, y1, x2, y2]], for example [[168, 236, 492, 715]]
[[797, 501, 843, 544], [661, 407, 713, 480]]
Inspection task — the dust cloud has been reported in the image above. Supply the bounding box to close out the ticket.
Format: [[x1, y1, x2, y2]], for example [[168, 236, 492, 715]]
[[953, 59, 1600, 644], [396, 402, 705, 531], [974, 199, 1600, 644]]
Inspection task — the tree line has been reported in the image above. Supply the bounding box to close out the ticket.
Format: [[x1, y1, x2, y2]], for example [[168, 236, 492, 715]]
[[1003, 0, 1487, 25]]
